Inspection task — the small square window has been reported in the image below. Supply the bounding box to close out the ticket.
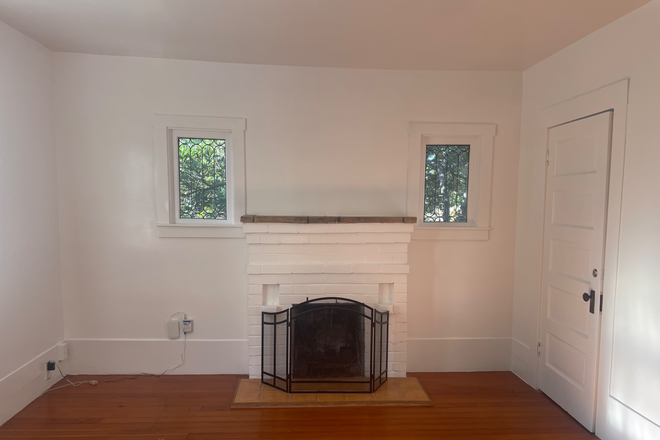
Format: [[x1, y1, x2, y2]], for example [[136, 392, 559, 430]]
[[424, 145, 470, 223], [177, 137, 227, 220], [407, 122, 495, 240], [154, 115, 246, 237]]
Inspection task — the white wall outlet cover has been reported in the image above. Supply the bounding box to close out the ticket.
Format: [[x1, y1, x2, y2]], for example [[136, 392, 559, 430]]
[[167, 320, 180, 339]]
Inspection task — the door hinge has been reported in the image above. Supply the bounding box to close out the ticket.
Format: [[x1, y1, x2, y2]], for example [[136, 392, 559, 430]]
[[600, 294, 603, 313], [545, 150, 550, 167], [537, 342, 541, 357]]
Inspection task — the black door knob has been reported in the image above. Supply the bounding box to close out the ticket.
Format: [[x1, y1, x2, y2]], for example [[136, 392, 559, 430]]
[[583, 289, 596, 314]]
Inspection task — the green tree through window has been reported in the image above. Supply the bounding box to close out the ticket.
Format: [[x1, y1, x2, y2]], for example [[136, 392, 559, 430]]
[[178, 137, 227, 220], [424, 145, 470, 222]]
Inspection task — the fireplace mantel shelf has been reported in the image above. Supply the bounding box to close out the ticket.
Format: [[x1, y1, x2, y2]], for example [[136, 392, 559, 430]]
[[241, 215, 416, 224]]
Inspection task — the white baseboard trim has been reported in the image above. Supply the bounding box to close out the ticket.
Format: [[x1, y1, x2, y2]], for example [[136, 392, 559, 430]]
[[407, 337, 512, 372], [0, 343, 61, 426], [510, 337, 537, 388], [63, 339, 249, 375]]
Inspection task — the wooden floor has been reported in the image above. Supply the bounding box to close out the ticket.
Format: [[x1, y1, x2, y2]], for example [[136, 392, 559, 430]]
[[0, 372, 598, 439]]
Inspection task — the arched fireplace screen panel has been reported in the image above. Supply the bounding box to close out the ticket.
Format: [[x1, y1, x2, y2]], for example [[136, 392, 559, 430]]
[[261, 309, 289, 392], [261, 297, 389, 394], [373, 309, 389, 391]]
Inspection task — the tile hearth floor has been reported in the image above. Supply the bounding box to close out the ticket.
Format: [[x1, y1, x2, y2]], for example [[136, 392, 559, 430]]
[[231, 377, 433, 408]]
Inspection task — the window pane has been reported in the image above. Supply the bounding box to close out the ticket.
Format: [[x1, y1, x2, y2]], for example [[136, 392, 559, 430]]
[[178, 137, 227, 220], [424, 145, 470, 223]]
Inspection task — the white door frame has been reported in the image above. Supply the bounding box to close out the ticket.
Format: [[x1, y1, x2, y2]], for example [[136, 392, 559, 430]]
[[538, 79, 629, 438]]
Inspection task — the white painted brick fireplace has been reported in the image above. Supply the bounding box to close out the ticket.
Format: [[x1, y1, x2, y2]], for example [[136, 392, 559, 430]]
[[243, 221, 413, 379]]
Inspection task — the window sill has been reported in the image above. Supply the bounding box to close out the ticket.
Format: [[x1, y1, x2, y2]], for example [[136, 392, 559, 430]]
[[411, 226, 490, 241], [157, 224, 245, 239]]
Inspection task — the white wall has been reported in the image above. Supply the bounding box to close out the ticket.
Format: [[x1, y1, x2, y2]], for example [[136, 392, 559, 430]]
[[52, 53, 522, 374], [0, 21, 64, 425], [512, 0, 660, 433]]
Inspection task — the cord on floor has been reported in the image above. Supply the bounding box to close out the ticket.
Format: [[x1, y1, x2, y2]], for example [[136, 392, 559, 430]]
[[42, 333, 187, 394]]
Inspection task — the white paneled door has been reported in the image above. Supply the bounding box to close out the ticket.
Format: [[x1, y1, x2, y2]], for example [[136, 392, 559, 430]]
[[539, 111, 612, 432]]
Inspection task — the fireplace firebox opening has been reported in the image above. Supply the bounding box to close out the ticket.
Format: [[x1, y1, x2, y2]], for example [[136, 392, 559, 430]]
[[261, 297, 389, 393]]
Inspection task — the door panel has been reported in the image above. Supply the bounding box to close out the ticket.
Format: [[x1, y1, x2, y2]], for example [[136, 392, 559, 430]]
[[554, 137, 598, 176], [546, 333, 587, 387], [552, 191, 595, 228], [539, 111, 612, 431], [548, 285, 589, 336], [549, 239, 592, 282]]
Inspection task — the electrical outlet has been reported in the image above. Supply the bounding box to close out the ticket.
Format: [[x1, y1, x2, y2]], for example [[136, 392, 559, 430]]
[[183, 318, 193, 333], [45, 361, 55, 380]]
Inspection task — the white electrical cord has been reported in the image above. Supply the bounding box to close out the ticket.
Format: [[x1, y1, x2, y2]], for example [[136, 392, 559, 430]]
[[160, 332, 187, 375], [42, 316, 189, 394], [42, 365, 99, 393], [169, 311, 186, 321]]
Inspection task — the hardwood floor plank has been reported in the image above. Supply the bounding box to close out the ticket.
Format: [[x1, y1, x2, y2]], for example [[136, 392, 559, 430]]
[[0, 372, 597, 439]]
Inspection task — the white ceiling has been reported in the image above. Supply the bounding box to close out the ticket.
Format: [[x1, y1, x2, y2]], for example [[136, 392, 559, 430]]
[[0, 0, 650, 71]]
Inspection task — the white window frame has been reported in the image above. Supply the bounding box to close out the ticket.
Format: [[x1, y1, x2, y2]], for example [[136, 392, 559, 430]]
[[153, 115, 246, 238], [407, 122, 496, 240]]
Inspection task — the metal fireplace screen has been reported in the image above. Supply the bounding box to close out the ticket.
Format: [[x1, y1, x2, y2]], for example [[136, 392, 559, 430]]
[[261, 297, 389, 393]]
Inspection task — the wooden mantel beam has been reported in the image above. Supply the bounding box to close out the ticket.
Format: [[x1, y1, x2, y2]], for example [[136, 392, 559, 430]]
[[240, 215, 417, 224]]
